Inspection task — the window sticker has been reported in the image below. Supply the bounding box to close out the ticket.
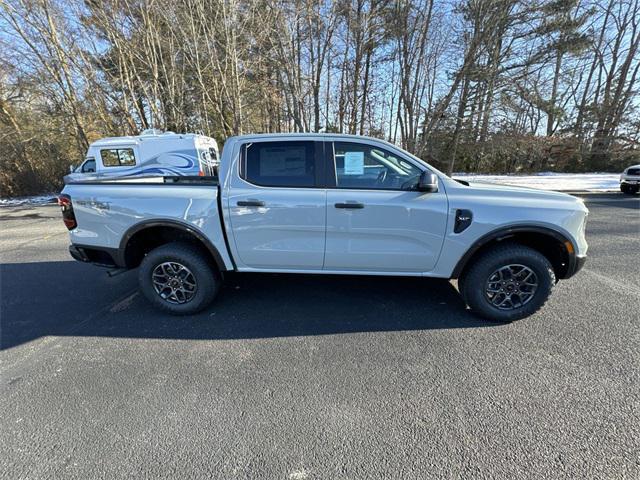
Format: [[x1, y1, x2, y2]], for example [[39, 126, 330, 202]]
[[343, 151, 365, 175]]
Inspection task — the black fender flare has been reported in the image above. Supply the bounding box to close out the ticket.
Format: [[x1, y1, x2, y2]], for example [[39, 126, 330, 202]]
[[118, 219, 227, 271], [451, 225, 578, 279]]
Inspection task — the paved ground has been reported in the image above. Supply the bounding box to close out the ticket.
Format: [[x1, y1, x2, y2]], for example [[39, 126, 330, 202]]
[[1, 194, 638, 479]]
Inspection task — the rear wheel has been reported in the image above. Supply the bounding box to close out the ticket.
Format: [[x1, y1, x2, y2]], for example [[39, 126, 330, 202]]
[[139, 242, 220, 315], [621, 184, 638, 194], [460, 244, 555, 322]]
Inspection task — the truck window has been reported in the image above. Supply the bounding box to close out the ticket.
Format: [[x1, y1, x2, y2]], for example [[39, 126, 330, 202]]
[[332, 142, 422, 190], [100, 148, 136, 167], [242, 141, 317, 188], [81, 158, 96, 173]]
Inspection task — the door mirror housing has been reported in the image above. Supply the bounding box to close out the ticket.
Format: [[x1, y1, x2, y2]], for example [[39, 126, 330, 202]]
[[69, 164, 76, 173], [417, 171, 438, 193]]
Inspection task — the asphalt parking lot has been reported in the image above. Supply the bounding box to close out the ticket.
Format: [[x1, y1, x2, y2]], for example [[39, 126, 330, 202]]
[[1, 193, 639, 479]]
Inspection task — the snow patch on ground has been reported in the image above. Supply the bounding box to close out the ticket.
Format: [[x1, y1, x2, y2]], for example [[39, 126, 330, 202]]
[[0, 194, 58, 207], [454, 172, 619, 192]]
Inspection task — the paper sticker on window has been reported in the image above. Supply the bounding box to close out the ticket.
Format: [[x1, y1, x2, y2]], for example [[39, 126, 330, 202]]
[[343, 151, 364, 175]]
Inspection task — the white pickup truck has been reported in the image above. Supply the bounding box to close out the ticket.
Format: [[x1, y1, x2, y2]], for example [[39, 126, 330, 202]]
[[620, 164, 640, 194], [59, 134, 588, 322]]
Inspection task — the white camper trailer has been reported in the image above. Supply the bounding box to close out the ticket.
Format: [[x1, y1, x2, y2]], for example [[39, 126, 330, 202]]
[[65, 130, 219, 182]]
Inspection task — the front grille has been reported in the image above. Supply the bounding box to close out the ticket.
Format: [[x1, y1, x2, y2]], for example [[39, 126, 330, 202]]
[[627, 168, 640, 176]]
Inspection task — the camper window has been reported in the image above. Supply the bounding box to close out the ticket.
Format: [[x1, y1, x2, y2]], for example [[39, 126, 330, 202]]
[[101, 148, 136, 167]]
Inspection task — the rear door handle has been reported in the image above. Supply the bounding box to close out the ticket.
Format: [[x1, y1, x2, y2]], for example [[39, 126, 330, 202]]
[[335, 202, 364, 209], [237, 200, 265, 207]]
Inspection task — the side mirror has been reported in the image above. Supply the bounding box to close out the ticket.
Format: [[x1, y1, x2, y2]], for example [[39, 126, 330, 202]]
[[69, 164, 76, 173], [417, 171, 438, 193]]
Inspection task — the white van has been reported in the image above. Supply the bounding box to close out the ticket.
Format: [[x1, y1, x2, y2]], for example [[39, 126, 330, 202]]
[[66, 130, 219, 182]]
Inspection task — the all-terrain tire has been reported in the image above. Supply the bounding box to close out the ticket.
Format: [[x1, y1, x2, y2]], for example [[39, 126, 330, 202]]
[[460, 243, 555, 322], [138, 242, 220, 315]]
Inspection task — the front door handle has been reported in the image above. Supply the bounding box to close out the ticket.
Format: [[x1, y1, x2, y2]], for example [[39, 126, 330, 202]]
[[335, 202, 364, 209], [237, 200, 265, 207]]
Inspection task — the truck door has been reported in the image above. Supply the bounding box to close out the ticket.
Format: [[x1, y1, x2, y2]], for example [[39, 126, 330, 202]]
[[324, 141, 448, 273], [227, 140, 327, 270]]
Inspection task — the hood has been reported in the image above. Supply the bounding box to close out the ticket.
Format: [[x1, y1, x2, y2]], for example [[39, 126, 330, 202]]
[[63, 172, 103, 184], [464, 180, 574, 198], [454, 180, 588, 212]]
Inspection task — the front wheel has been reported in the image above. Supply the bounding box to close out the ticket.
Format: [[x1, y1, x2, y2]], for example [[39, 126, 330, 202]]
[[138, 242, 220, 315], [460, 244, 555, 322]]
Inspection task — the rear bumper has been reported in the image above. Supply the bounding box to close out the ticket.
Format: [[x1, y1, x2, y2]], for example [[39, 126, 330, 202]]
[[69, 244, 89, 262], [69, 244, 121, 268]]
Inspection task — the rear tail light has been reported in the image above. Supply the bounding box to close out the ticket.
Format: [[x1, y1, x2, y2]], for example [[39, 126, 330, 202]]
[[57, 194, 77, 230]]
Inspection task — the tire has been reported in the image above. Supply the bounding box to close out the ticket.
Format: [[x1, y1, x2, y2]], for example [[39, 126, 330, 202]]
[[138, 242, 220, 315], [460, 243, 555, 322], [621, 184, 639, 194]]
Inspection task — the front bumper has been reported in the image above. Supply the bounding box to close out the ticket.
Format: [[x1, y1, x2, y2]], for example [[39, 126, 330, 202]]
[[564, 254, 587, 279]]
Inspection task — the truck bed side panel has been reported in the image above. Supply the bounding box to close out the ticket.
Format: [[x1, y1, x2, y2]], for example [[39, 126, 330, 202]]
[[62, 183, 234, 270]]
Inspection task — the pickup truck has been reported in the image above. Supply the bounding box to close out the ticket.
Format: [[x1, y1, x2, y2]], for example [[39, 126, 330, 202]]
[[620, 164, 640, 194], [59, 133, 588, 322]]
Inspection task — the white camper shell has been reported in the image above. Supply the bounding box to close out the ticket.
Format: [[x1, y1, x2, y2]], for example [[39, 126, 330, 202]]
[[66, 130, 219, 182]]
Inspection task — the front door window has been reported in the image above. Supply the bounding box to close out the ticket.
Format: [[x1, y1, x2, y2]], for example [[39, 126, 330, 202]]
[[333, 142, 422, 190]]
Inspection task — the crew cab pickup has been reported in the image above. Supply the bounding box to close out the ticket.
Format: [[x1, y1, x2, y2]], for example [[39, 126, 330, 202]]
[[59, 134, 588, 322], [620, 164, 640, 194]]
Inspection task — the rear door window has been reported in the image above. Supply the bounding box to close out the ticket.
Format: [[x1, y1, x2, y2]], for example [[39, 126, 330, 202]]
[[241, 141, 319, 188]]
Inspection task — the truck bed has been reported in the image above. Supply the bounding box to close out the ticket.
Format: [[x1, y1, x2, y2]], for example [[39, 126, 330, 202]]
[[62, 177, 234, 271]]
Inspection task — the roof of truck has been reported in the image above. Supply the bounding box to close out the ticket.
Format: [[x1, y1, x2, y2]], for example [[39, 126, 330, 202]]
[[226, 133, 406, 152], [227, 132, 386, 141]]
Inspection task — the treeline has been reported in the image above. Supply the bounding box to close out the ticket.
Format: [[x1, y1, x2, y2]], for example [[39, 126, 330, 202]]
[[1, 0, 639, 196]]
